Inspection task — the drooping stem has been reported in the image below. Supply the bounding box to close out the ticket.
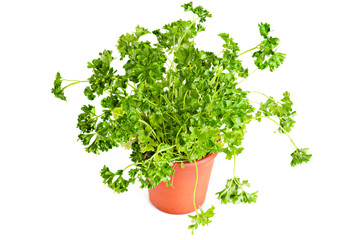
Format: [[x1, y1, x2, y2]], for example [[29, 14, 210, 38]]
[[193, 160, 199, 214], [233, 154, 236, 178], [247, 115, 298, 149]]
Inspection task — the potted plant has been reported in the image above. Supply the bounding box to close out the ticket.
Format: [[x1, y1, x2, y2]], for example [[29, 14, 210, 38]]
[[51, 2, 311, 234]]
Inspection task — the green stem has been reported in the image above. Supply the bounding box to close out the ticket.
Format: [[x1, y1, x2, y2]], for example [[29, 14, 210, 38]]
[[62, 79, 88, 82], [61, 80, 88, 90], [209, 67, 224, 107], [210, 66, 223, 85], [165, 113, 181, 126], [220, 153, 238, 195], [248, 91, 282, 104], [248, 90, 269, 98], [174, 114, 195, 147], [127, 82, 135, 90], [193, 160, 199, 214], [247, 115, 298, 149], [165, 54, 172, 65], [233, 154, 236, 178], [183, 90, 189, 109], [174, 17, 199, 53], [158, 145, 176, 153], [239, 69, 258, 84], [95, 113, 104, 120], [139, 119, 161, 143], [237, 44, 260, 57], [123, 162, 138, 171]]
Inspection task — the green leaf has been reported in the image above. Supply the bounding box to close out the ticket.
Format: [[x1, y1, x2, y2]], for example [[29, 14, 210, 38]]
[[256, 91, 296, 133], [268, 52, 286, 72], [216, 178, 258, 204], [51, 72, 67, 101], [100, 165, 131, 193], [188, 206, 215, 234], [77, 105, 97, 133], [258, 22, 270, 38], [291, 148, 312, 167], [84, 86, 96, 100], [86, 50, 117, 96], [252, 23, 286, 72], [182, 2, 212, 23]]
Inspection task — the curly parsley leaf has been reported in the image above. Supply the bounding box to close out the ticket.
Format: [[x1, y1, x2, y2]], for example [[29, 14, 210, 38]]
[[291, 148, 312, 167], [118, 27, 166, 84], [252, 22, 286, 72], [100, 165, 132, 193], [188, 206, 215, 234], [182, 1, 212, 23], [216, 178, 258, 204], [51, 72, 67, 101], [153, 20, 198, 49], [219, 33, 248, 78], [259, 22, 270, 38], [86, 50, 117, 97], [256, 91, 296, 133]]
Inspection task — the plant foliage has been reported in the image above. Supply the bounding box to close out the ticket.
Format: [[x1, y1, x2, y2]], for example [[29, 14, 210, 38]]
[[51, 1, 311, 234]]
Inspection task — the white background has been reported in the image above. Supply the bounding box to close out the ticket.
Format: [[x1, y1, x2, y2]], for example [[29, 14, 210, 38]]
[[1, 0, 360, 239]]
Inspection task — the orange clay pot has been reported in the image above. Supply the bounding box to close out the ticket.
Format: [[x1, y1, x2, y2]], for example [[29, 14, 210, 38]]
[[148, 152, 217, 214]]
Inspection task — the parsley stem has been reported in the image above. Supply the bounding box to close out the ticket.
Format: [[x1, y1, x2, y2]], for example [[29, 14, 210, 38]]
[[233, 154, 236, 178], [94, 113, 104, 120], [139, 119, 161, 143], [237, 44, 260, 57], [193, 160, 199, 214], [248, 90, 268, 98], [127, 83, 135, 90], [62, 79, 88, 82], [123, 162, 138, 171], [158, 145, 176, 153], [239, 69, 258, 84], [248, 116, 298, 149], [165, 54, 172, 67], [248, 91, 282, 104], [61, 80, 88, 91]]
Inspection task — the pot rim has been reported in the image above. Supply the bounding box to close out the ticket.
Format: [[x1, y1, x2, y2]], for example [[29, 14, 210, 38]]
[[174, 151, 218, 167]]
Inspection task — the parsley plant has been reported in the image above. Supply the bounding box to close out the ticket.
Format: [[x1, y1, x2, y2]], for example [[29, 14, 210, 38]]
[[52, 2, 311, 233]]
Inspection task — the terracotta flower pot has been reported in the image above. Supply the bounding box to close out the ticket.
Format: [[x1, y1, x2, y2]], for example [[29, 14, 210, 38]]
[[148, 152, 217, 214]]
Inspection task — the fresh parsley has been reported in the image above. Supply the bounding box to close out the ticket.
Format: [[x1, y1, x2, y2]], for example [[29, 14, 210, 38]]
[[51, 1, 311, 234]]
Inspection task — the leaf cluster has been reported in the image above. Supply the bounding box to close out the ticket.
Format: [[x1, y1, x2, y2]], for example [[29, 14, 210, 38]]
[[252, 22, 286, 72], [188, 206, 215, 234], [291, 148, 312, 167], [216, 178, 258, 204], [256, 91, 296, 133], [51, 72, 66, 101]]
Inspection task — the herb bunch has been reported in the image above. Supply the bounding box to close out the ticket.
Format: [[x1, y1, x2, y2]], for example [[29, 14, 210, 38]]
[[52, 2, 311, 234]]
